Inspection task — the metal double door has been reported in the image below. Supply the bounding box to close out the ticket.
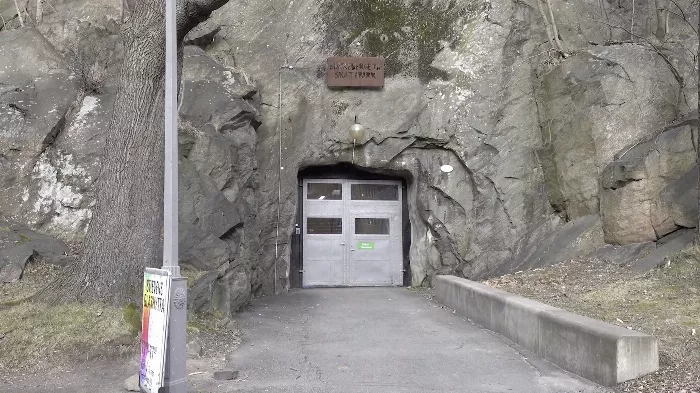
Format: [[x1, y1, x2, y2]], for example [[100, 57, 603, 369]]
[[302, 179, 403, 287]]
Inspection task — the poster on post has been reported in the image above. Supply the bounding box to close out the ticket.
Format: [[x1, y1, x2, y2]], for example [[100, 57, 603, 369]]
[[139, 268, 172, 393]]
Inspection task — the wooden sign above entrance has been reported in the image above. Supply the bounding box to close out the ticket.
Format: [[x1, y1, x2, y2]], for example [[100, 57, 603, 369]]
[[326, 57, 385, 88]]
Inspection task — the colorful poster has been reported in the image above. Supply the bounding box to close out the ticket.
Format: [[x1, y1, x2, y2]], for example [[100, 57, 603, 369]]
[[140, 268, 172, 393]]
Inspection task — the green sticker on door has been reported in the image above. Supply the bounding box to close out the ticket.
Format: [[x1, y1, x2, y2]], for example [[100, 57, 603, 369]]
[[358, 242, 375, 250]]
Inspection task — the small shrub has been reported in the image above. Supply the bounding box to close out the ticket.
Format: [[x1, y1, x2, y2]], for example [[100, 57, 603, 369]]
[[67, 47, 110, 94], [65, 24, 121, 94], [0, 302, 133, 373], [123, 302, 141, 336]]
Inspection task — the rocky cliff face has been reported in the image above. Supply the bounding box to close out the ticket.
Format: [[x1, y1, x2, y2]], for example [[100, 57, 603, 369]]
[[200, 0, 698, 294], [601, 117, 698, 244], [0, 0, 697, 311], [1, 23, 260, 313], [200, 0, 555, 293]]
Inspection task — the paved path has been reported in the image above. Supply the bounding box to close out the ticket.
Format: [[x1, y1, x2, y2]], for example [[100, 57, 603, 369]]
[[226, 288, 607, 393]]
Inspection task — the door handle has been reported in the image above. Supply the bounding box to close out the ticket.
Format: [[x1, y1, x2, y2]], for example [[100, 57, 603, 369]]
[[340, 242, 346, 245], [350, 249, 355, 251]]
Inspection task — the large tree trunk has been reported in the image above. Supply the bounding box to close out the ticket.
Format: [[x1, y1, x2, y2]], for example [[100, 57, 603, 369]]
[[47, 1, 166, 304], [44, 0, 230, 304]]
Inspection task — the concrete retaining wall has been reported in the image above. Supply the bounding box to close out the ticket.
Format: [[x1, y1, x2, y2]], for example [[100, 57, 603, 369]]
[[434, 275, 658, 386]]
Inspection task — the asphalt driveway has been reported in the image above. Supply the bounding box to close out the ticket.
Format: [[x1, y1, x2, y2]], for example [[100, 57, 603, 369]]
[[226, 287, 607, 393]]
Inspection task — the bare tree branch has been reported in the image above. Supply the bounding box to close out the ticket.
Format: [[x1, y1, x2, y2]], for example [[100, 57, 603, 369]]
[[544, 0, 567, 53], [177, 0, 229, 40], [655, 0, 671, 41], [43, 0, 57, 16], [36, 0, 42, 24], [536, 0, 556, 50], [667, 0, 699, 35], [599, 21, 686, 87], [13, 0, 24, 27], [599, 0, 612, 41], [536, 0, 567, 57], [631, 0, 635, 40]]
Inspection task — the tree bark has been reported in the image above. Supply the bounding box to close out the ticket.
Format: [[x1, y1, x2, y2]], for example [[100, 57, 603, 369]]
[[43, 0, 230, 305]]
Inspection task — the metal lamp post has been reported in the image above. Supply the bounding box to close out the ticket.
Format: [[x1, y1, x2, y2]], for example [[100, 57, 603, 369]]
[[162, 0, 188, 389]]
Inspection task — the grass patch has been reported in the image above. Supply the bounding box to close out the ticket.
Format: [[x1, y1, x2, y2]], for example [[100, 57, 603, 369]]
[[186, 311, 242, 358], [182, 269, 207, 289], [0, 264, 242, 374], [123, 302, 142, 336], [0, 302, 136, 373], [484, 245, 700, 391], [0, 264, 136, 373], [187, 310, 230, 334]]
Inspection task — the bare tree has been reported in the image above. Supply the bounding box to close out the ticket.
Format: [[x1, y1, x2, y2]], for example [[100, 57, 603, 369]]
[[44, 0, 230, 304]]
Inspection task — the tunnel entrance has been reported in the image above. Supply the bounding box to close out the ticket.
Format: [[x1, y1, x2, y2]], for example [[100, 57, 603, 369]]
[[291, 164, 411, 288]]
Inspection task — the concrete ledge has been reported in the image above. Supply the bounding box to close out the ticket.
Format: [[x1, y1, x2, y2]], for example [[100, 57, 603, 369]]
[[434, 275, 658, 386]]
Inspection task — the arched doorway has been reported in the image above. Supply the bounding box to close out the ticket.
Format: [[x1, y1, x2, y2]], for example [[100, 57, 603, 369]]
[[291, 164, 411, 288]]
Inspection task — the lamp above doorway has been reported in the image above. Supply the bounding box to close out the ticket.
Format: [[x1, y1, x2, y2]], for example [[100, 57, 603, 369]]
[[349, 116, 366, 142], [350, 116, 365, 164], [440, 164, 454, 173]]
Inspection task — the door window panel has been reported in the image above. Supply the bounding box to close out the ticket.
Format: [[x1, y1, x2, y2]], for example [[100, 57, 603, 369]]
[[307, 218, 342, 234], [307, 183, 342, 200], [351, 184, 399, 200], [355, 218, 390, 235]]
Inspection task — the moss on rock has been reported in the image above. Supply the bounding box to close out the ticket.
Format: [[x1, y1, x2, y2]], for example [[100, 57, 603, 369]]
[[0, 302, 135, 373], [317, 0, 481, 82], [123, 302, 141, 336]]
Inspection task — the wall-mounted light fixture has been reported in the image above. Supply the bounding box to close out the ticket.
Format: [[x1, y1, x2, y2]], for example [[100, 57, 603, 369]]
[[440, 164, 454, 173], [349, 116, 365, 164]]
